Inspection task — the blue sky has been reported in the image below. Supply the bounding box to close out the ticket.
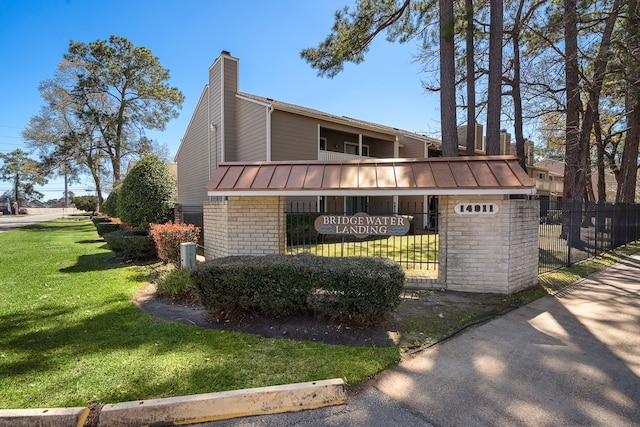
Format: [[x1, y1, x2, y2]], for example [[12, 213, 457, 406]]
[[0, 0, 441, 200]]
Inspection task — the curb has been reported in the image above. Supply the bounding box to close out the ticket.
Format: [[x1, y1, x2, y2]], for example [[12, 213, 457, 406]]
[[0, 379, 346, 427]]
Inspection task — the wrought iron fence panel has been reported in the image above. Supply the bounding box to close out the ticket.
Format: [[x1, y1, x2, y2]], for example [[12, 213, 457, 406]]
[[538, 200, 639, 274], [286, 200, 438, 272]]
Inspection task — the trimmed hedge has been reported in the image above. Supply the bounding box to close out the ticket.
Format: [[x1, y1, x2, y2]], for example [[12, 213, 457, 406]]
[[91, 216, 111, 225], [103, 229, 157, 260], [190, 255, 404, 324], [95, 222, 121, 237]]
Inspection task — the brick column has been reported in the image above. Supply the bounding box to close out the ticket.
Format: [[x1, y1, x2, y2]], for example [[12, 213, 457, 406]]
[[203, 196, 286, 260], [438, 195, 539, 294]]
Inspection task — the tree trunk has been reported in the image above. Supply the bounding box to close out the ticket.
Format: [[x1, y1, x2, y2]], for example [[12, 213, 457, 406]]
[[465, 0, 476, 156], [594, 113, 607, 202], [617, 0, 640, 203], [562, 0, 582, 240], [485, 0, 503, 155], [576, 0, 621, 203], [511, 0, 526, 170], [440, 0, 458, 157]]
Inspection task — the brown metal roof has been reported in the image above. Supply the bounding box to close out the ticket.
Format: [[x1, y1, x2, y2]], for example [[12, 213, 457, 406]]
[[205, 156, 536, 196]]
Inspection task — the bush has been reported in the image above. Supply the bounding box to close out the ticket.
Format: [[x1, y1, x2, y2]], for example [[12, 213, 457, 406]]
[[103, 229, 157, 260], [156, 267, 197, 300], [118, 155, 175, 229], [91, 215, 111, 225], [313, 257, 405, 323], [72, 195, 98, 212], [95, 221, 121, 237], [101, 184, 121, 218], [190, 255, 404, 323], [150, 221, 200, 264]]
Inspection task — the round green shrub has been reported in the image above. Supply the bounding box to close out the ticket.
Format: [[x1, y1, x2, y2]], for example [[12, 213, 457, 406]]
[[101, 184, 121, 218], [117, 155, 175, 229]]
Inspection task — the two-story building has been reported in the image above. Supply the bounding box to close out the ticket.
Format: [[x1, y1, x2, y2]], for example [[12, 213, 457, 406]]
[[175, 51, 443, 229]]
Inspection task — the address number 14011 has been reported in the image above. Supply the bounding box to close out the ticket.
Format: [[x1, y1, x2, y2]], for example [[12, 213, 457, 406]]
[[455, 203, 499, 215]]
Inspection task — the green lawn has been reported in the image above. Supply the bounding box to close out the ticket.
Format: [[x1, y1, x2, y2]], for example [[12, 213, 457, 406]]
[[287, 234, 439, 271], [0, 220, 399, 409]]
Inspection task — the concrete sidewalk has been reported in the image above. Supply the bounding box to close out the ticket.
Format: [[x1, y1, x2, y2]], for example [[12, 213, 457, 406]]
[[211, 253, 640, 426]]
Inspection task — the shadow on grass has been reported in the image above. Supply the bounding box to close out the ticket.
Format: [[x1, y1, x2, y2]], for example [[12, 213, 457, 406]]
[[0, 301, 167, 377], [20, 222, 93, 233], [77, 239, 105, 244], [60, 253, 127, 273]]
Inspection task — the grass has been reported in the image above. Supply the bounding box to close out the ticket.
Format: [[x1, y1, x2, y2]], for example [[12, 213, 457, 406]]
[[0, 220, 399, 410], [2, 219, 637, 410], [537, 242, 640, 293], [287, 233, 439, 271]]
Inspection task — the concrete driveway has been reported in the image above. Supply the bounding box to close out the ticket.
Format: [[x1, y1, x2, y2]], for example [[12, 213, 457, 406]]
[[209, 253, 640, 426], [0, 213, 67, 233]]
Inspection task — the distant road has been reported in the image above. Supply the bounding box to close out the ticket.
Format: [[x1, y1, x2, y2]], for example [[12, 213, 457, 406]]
[[0, 213, 69, 233]]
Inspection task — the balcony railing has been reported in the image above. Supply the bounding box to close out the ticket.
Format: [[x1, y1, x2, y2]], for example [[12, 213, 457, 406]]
[[533, 177, 563, 194], [318, 150, 371, 161]]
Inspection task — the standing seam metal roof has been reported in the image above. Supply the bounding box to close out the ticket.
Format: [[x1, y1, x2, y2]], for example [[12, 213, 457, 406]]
[[205, 156, 536, 196]]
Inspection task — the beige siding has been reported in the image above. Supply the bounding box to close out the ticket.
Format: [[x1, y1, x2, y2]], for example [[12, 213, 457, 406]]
[[271, 110, 399, 161], [271, 111, 318, 160], [209, 61, 222, 167], [223, 56, 238, 161], [235, 97, 268, 161], [175, 87, 211, 206], [399, 135, 427, 158]]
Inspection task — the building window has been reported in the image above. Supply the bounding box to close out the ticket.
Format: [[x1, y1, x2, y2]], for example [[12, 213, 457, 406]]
[[344, 141, 369, 156], [319, 137, 327, 151], [538, 172, 546, 179]]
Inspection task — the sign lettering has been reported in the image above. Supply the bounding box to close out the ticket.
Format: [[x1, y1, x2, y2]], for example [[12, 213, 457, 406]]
[[454, 203, 499, 215], [314, 212, 411, 238]]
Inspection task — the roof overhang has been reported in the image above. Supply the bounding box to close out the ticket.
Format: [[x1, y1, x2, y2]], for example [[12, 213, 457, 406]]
[[205, 156, 537, 197]]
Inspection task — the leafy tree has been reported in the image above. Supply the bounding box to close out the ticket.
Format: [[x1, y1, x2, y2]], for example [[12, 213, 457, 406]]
[[22, 61, 105, 206], [300, 0, 464, 156], [536, 112, 566, 161], [117, 155, 175, 229], [63, 35, 184, 184], [0, 149, 48, 202], [72, 195, 98, 212]]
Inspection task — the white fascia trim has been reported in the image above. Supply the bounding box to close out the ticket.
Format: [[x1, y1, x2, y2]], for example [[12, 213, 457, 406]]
[[236, 93, 272, 107], [208, 188, 537, 197], [275, 104, 400, 138], [266, 105, 272, 161]]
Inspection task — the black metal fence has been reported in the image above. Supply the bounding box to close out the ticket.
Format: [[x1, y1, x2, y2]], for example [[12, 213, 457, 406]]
[[286, 200, 439, 272], [539, 200, 640, 274]]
